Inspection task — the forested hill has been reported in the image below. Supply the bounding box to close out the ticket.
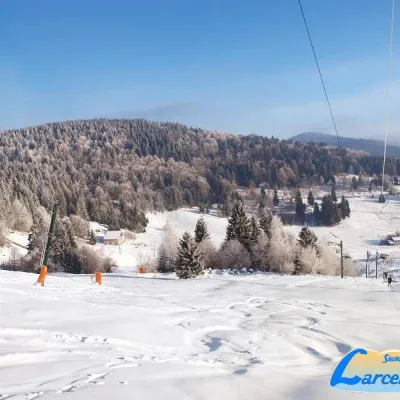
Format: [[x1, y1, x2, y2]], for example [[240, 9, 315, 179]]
[[0, 119, 397, 232], [290, 132, 400, 158]]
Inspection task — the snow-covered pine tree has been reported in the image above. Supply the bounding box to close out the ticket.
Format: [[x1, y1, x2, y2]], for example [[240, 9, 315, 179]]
[[26, 213, 48, 271], [157, 244, 169, 273], [194, 216, 210, 243], [295, 190, 306, 223], [52, 218, 82, 273], [307, 190, 315, 206], [331, 186, 337, 203], [249, 216, 260, 246], [175, 232, 204, 279], [259, 209, 273, 238], [298, 225, 318, 250], [340, 196, 350, 218], [313, 203, 320, 223], [88, 229, 97, 245], [225, 201, 252, 250]]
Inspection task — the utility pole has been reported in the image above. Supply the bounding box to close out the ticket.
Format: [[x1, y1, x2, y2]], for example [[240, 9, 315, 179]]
[[376, 251, 378, 279], [340, 240, 343, 279], [366, 251, 371, 278]]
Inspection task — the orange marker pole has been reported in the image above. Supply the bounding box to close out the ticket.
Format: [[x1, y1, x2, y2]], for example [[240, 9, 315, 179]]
[[95, 271, 102, 285], [37, 266, 47, 286]]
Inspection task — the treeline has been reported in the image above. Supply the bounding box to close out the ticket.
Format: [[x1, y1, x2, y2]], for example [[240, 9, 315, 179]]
[[294, 187, 351, 226], [0, 118, 397, 232], [156, 202, 359, 278], [2, 206, 114, 274]]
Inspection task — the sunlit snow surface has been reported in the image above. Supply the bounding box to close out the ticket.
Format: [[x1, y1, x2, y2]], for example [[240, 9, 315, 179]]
[[2, 193, 400, 399], [0, 270, 399, 399]]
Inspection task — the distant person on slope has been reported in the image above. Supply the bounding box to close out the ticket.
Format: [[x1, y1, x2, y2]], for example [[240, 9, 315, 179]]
[[388, 276, 392, 287]]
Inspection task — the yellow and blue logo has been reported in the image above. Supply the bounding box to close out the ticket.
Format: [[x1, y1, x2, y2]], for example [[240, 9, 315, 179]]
[[330, 348, 400, 393]]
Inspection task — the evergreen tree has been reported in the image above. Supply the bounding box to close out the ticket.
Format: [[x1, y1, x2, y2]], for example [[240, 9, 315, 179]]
[[26, 212, 49, 271], [295, 190, 306, 223], [273, 188, 279, 206], [339, 196, 349, 218], [157, 245, 172, 273], [175, 232, 204, 279], [259, 209, 273, 238], [51, 218, 82, 273], [225, 201, 252, 250], [313, 203, 320, 224], [331, 186, 337, 202], [249, 216, 260, 246], [158, 245, 167, 272], [298, 225, 318, 249], [351, 176, 358, 190], [259, 186, 268, 210], [320, 195, 340, 226], [194, 216, 210, 243], [345, 199, 351, 217], [88, 229, 97, 245], [307, 190, 315, 206]]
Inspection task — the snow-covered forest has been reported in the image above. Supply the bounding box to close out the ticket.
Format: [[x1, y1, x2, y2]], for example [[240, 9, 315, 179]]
[[0, 118, 397, 236]]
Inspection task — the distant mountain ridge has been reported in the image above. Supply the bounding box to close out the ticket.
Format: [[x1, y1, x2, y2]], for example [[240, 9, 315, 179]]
[[289, 132, 400, 158]]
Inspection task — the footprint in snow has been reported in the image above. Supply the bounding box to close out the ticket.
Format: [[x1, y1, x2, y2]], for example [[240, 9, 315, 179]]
[[25, 393, 44, 400], [86, 373, 108, 385]]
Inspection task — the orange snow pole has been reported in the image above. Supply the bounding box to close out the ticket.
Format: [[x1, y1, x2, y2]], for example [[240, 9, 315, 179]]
[[37, 266, 47, 286], [95, 271, 102, 285]]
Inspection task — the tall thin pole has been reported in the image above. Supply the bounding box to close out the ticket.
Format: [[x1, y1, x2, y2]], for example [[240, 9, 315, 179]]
[[42, 203, 58, 267], [340, 240, 343, 279], [381, 0, 396, 196], [376, 252, 378, 279]]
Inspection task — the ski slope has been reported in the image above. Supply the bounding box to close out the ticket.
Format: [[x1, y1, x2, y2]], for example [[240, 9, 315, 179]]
[[0, 270, 399, 399], [94, 209, 228, 273]]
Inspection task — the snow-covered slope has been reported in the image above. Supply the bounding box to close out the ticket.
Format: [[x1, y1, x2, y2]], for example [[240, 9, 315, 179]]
[[0, 270, 399, 399], [96, 209, 228, 273], [285, 191, 400, 272], [97, 194, 400, 275]]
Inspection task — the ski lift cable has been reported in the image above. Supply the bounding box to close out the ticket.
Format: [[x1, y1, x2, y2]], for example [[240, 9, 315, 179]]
[[297, 0, 365, 239], [377, 0, 396, 216], [381, 0, 396, 196], [297, 0, 341, 148]]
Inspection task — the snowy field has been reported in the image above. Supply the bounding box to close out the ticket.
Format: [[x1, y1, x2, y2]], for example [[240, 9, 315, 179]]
[[1, 270, 399, 400], [2, 193, 400, 399], [96, 192, 400, 276], [93, 209, 228, 273]]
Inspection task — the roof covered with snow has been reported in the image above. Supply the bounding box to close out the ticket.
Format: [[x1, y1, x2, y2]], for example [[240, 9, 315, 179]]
[[104, 230, 122, 240]]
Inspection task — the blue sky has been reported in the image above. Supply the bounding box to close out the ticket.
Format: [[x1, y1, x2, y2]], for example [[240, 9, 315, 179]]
[[1, 0, 399, 139]]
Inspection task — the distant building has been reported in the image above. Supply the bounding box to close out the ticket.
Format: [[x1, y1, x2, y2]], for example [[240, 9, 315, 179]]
[[104, 230, 125, 246], [387, 237, 400, 246]]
